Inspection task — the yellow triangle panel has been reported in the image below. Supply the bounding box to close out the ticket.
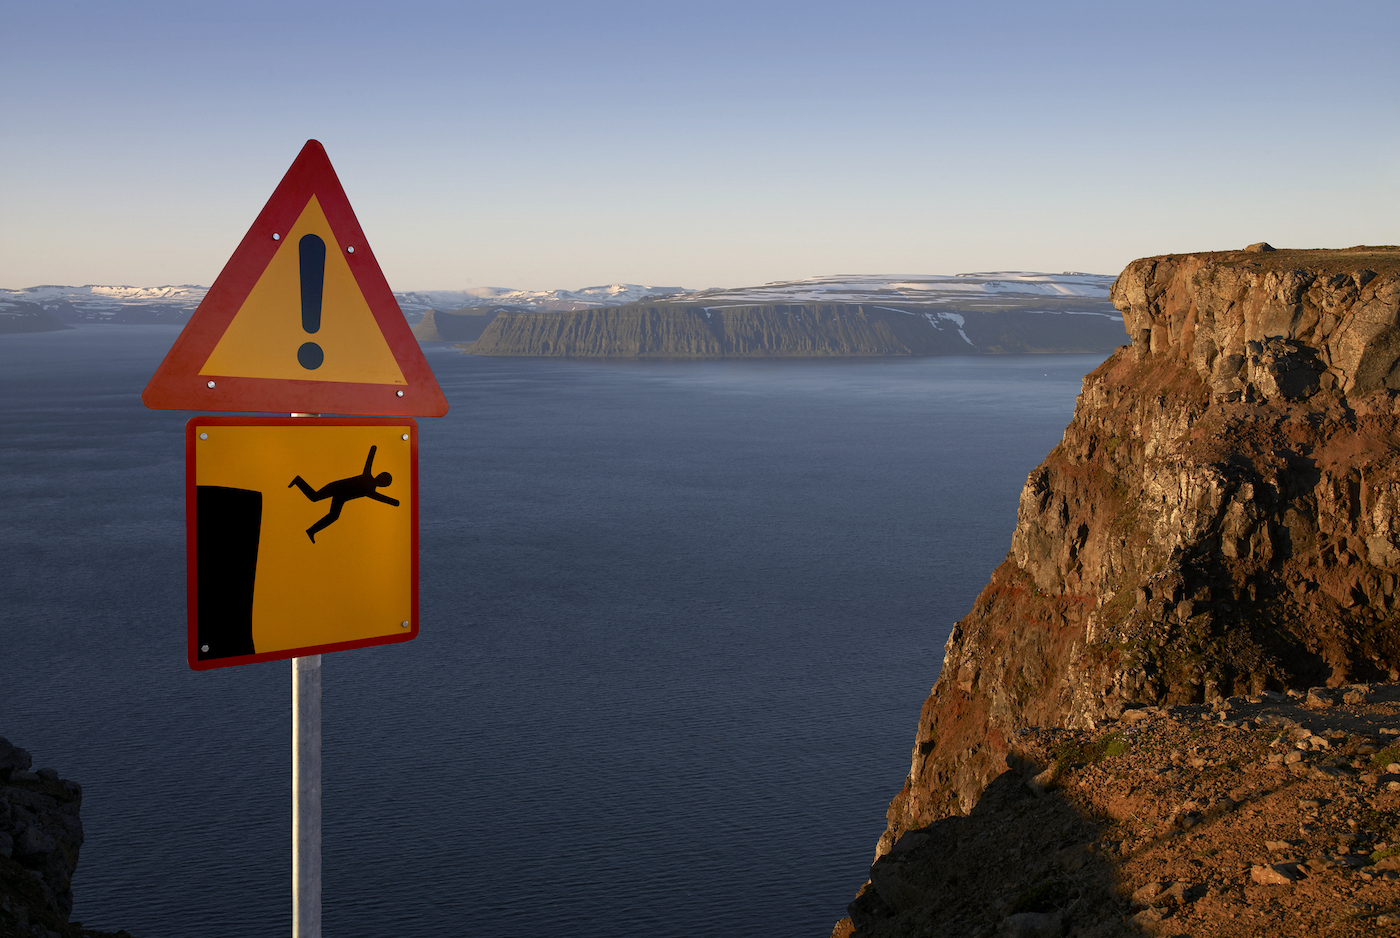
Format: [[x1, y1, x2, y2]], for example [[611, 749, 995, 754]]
[[200, 196, 407, 385]]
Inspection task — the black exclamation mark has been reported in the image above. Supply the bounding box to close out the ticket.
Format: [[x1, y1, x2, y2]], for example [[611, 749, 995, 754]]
[[297, 234, 326, 370]]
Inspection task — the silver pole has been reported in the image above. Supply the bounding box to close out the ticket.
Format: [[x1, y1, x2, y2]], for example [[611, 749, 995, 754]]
[[293, 654, 322, 938]]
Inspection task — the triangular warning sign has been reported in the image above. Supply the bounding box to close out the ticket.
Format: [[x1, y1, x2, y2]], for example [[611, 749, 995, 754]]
[[143, 140, 448, 416]]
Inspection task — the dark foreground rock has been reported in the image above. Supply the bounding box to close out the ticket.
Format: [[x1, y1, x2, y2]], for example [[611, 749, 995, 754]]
[[1, 738, 132, 938]]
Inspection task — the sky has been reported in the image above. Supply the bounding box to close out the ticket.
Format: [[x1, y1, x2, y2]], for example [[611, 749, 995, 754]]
[[3, 0, 1399, 292]]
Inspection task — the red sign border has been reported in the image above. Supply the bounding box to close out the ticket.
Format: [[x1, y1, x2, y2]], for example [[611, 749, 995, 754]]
[[186, 416, 420, 671], [145, 141, 448, 417]]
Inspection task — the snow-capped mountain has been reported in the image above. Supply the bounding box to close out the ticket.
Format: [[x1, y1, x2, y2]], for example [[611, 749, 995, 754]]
[[3, 284, 209, 307], [0, 284, 207, 325], [0, 273, 1119, 327], [393, 283, 687, 314], [0, 283, 689, 322], [675, 272, 1115, 306]]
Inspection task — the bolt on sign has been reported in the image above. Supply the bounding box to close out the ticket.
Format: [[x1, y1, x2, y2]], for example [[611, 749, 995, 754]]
[[145, 140, 446, 669], [187, 417, 418, 670]]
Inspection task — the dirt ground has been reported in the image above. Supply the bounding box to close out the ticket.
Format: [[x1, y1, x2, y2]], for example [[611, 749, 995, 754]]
[[837, 683, 1400, 937]]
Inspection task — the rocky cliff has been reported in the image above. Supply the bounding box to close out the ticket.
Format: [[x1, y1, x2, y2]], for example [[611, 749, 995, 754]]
[[1, 738, 131, 938], [0, 302, 71, 335], [842, 246, 1400, 932], [464, 302, 1126, 358]]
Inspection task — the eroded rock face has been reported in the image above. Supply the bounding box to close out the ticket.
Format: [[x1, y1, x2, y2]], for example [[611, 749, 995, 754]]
[[1, 737, 86, 929], [1113, 250, 1400, 398], [875, 247, 1400, 858]]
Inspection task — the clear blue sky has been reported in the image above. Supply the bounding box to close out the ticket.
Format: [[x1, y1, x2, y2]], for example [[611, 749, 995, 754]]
[[3, 0, 1398, 291]]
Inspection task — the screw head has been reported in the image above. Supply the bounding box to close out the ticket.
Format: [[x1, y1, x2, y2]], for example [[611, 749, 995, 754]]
[[207, 380, 216, 389], [201, 645, 210, 652], [396, 390, 404, 397], [347, 245, 355, 254], [272, 233, 281, 241], [400, 621, 410, 628], [401, 433, 409, 441], [199, 432, 208, 440]]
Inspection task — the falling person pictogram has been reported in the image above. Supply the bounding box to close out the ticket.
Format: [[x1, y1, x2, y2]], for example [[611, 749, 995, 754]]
[[289, 445, 400, 542]]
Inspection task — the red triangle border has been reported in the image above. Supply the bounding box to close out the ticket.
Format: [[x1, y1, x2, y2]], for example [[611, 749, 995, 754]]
[[143, 140, 448, 417]]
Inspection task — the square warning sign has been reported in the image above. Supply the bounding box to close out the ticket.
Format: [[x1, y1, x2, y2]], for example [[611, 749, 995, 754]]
[[186, 416, 418, 670]]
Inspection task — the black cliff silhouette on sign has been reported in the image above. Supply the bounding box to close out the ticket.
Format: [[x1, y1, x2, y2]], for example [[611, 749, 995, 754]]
[[289, 445, 399, 542], [195, 485, 261, 659]]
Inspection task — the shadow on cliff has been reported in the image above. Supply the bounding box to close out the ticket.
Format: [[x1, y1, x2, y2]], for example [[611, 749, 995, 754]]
[[843, 764, 1142, 938]]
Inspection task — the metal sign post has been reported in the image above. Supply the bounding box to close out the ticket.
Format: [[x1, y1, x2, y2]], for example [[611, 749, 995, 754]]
[[293, 655, 322, 938]]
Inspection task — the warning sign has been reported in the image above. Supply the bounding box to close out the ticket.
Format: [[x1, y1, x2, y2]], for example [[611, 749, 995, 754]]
[[144, 140, 447, 417], [187, 416, 418, 670]]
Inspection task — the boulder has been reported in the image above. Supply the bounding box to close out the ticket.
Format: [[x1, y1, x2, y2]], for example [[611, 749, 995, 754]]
[[0, 738, 32, 777]]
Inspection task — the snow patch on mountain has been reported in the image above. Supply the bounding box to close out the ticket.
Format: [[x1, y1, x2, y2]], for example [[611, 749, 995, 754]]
[[1, 273, 1120, 323], [3, 284, 208, 309], [675, 272, 1115, 306], [396, 283, 686, 313], [0, 283, 689, 319]]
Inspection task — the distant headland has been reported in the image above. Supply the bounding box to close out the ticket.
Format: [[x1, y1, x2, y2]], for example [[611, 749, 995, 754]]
[[433, 273, 1126, 357]]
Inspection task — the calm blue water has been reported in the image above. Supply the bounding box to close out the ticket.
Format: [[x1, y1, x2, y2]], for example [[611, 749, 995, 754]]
[[0, 326, 1102, 937]]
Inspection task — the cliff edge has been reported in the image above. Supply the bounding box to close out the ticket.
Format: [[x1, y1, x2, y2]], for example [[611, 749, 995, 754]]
[[844, 688, 1400, 937], [842, 246, 1400, 933]]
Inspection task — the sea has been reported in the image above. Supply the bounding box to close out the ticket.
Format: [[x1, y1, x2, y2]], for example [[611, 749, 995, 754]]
[[0, 325, 1105, 937]]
